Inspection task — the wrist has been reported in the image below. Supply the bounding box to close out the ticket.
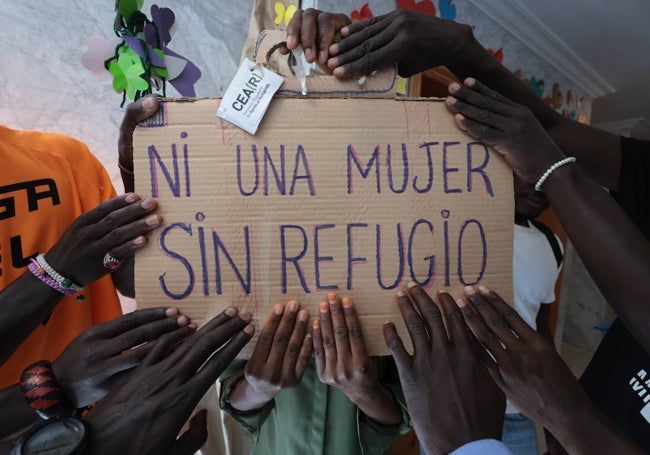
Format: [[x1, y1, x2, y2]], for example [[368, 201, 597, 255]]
[[231, 377, 277, 411]]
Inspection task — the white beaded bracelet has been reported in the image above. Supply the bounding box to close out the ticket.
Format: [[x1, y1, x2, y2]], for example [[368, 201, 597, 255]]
[[34, 253, 84, 293], [534, 157, 576, 192]]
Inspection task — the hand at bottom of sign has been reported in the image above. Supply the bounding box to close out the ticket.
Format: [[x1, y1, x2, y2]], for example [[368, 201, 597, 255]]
[[313, 294, 402, 426], [230, 301, 313, 411]]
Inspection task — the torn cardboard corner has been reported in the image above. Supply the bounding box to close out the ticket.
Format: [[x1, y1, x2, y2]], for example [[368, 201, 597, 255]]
[[133, 97, 514, 357], [254, 29, 398, 98]]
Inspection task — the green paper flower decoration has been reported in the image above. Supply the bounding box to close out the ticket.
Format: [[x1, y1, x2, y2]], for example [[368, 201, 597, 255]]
[[108, 46, 149, 101]]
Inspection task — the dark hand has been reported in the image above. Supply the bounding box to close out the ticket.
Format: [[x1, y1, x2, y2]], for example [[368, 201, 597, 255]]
[[383, 283, 505, 454], [328, 9, 472, 78], [44, 193, 161, 287], [446, 78, 566, 184], [282, 8, 351, 73], [118, 96, 159, 192], [83, 307, 254, 455], [52, 307, 192, 408], [457, 286, 591, 430], [236, 301, 312, 407]]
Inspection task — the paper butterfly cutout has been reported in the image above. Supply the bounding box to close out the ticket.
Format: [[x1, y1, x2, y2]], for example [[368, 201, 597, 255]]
[[396, 0, 436, 16], [487, 48, 503, 63], [514, 69, 529, 86], [438, 0, 457, 20], [551, 83, 563, 109], [83, 2, 202, 104], [274, 2, 297, 26], [351, 3, 374, 22], [529, 76, 544, 97], [109, 46, 149, 100]]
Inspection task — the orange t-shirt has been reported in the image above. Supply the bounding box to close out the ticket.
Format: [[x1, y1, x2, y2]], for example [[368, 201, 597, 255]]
[[0, 126, 122, 388]]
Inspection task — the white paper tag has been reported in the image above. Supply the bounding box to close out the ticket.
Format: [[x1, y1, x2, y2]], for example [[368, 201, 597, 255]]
[[290, 46, 310, 95], [217, 58, 284, 135]]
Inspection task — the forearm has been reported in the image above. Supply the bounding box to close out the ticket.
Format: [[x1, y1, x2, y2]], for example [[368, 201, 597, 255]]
[[544, 164, 650, 353], [548, 404, 644, 455], [229, 377, 276, 412], [351, 384, 402, 426], [0, 273, 62, 364], [0, 385, 39, 440]]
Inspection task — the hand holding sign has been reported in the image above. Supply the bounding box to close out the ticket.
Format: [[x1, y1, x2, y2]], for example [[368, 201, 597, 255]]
[[313, 295, 402, 426], [231, 301, 312, 411]]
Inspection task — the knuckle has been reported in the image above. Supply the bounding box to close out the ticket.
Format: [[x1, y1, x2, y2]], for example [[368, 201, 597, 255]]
[[274, 333, 289, 346], [406, 314, 427, 335], [336, 371, 350, 383], [422, 303, 442, 321], [322, 335, 335, 348], [121, 313, 137, 330], [285, 342, 301, 358], [349, 326, 364, 341], [386, 337, 401, 353], [448, 308, 464, 323], [476, 329, 496, 345], [334, 326, 349, 339], [257, 332, 274, 346]]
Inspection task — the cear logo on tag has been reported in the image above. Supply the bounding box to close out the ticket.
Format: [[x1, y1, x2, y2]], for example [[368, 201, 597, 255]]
[[232, 68, 264, 112]]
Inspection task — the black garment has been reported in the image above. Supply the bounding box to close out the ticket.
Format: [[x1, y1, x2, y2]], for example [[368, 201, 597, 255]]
[[579, 136, 650, 452]]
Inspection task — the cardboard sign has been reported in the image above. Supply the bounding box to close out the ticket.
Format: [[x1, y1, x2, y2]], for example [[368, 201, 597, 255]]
[[133, 98, 514, 356]]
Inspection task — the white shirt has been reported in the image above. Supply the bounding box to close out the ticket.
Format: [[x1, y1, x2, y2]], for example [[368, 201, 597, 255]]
[[450, 439, 513, 455]]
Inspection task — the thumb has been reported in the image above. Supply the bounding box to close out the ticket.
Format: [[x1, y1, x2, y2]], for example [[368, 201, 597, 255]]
[[118, 96, 159, 163]]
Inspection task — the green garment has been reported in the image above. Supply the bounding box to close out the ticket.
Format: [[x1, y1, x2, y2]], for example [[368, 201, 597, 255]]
[[219, 357, 411, 455]]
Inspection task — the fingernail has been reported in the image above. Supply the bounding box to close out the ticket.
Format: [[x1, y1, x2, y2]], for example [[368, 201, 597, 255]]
[[312, 319, 320, 329], [125, 193, 139, 203], [289, 301, 299, 312], [456, 298, 467, 308], [141, 198, 156, 210], [165, 307, 179, 316], [177, 315, 190, 326], [396, 291, 406, 298], [319, 301, 329, 313], [319, 50, 328, 63], [225, 307, 237, 317], [333, 67, 344, 77], [274, 304, 284, 316], [304, 47, 313, 61], [449, 82, 460, 93], [299, 310, 309, 322], [133, 236, 145, 246], [244, 323, 255, 335], [305, 332, 312, 339], [240, 312, 252, 322], [464, 286, 476, 295], [478, 285, 490, 293], [142, 96, 155, 109], [446, 96, 457, 104], [465, 77, 476, 87], [407, 281, 418, 289], [188, 323, 198, 330], [342, 297, 352, 307], [145, 215, 161, 226]]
